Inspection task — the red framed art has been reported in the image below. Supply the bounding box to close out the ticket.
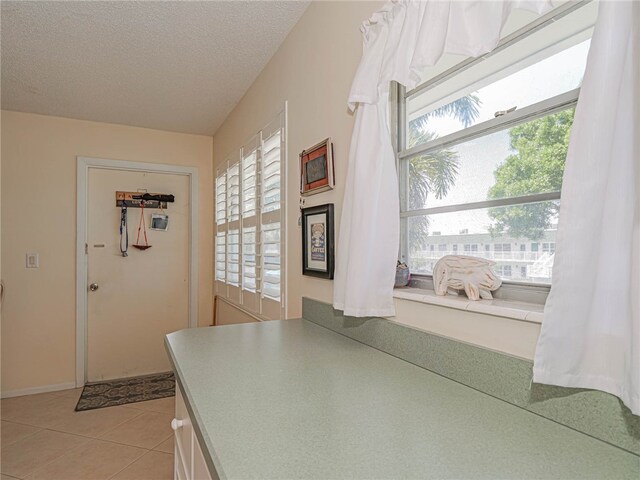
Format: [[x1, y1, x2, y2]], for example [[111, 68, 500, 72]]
[[299, 138, 335, 196]]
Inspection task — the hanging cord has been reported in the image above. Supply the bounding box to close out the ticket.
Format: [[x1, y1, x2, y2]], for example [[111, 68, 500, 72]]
[[119, 205, 129, 257], [135, 201, 150, 247]]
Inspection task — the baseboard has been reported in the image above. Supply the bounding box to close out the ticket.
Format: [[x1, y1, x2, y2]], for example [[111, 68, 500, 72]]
[[1, 382, 78, 399]]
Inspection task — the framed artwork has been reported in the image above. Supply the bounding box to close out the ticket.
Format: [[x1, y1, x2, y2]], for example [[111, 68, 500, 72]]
[[300, 138, 334, 196], [301, 203, 335, 279]]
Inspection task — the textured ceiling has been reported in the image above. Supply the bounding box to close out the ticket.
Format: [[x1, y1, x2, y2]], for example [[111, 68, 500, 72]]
[[1, 1, 310, 135]]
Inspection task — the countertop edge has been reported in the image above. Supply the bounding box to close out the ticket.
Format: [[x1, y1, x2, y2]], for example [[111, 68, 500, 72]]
[[164, 320, 640, 479], [164, 334, 228, 480]]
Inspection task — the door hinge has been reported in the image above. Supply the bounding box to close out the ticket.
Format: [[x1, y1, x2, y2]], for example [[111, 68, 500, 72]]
[[85, 243, 88, 254]]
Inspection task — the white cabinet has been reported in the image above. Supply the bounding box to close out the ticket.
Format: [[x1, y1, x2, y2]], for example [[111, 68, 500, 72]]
[[173, 385, 216, 480]]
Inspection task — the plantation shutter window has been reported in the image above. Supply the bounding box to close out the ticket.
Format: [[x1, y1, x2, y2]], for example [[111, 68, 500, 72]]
[[227, 163, 240, 222], [240, 137, 260, 312], [214, 109, 286, 321], [215, 232, 226, 283], [242, 146, 258, 218], [261, 222, 281, 301], [242, 227, 257, 293], [226, 229, 240, 287], [262, 130, 281, 214], [215, 172, 226, 226], [259, 114, 285, 320]]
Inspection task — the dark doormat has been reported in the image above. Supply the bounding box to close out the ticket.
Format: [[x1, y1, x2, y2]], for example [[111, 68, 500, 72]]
[[75, 372, 175, 411]]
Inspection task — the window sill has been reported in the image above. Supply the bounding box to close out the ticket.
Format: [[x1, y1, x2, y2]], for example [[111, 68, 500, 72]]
[[393, 287, 544, 324]]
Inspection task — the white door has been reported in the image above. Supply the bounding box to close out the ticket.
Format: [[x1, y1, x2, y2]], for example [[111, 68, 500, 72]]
[[86, 168, 190, 382]]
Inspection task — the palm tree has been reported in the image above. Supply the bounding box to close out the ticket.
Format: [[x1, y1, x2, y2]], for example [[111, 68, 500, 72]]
[[406, 94, 481, 253]]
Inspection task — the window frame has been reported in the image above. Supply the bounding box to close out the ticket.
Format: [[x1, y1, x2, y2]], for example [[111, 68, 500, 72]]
[[392, 1, 595, 297]]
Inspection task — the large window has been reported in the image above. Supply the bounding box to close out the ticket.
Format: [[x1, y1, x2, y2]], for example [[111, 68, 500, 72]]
[[397, 3, 596, 286], [215, 112, 286, 320]]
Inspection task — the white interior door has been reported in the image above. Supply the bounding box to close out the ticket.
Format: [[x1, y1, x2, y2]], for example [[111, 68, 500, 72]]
[[86, 168, 190, 382]]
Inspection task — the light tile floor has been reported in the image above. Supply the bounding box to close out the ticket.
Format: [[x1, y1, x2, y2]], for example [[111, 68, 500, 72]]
[[0, 388, 174, 480]]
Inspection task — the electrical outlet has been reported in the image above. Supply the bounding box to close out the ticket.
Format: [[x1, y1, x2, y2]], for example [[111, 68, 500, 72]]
[[26, 253, 39, 268]]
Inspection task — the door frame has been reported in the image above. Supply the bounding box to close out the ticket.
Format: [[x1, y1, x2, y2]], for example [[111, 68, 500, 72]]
[[76, 156, 199, 386]]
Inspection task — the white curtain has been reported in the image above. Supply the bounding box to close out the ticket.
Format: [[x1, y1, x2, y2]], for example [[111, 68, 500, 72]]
[[333, 0, 551, 317], [533, 1, 640, 415]]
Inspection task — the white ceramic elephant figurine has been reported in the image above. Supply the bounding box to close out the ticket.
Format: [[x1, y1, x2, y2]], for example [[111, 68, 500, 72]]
[[433, 255, 502, 301]]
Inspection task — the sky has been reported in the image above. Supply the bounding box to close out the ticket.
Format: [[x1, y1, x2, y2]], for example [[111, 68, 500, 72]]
[[408, 39, 591, 241]]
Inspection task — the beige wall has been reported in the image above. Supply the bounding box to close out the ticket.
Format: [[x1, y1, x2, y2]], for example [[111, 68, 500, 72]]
[[1, 110, 213, 394], [216, 298, 259, 326], [213, 1, 542, 359], [213, 0, 384, 321]]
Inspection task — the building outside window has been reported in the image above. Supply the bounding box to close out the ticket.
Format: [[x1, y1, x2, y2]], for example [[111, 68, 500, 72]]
[[396, 5, 594, 286]]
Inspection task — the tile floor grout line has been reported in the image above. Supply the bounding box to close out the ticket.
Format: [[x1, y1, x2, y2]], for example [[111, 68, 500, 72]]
[[2, 394, 175, 480], [94, 431, 174, 450], [24, 435, 149, 480], [152, 438, 175, 454], [1, 393, 86, 428], [0, 420, 43, 447], [1, 400, 168, 442], [0, 417, 50, 429], [105, 448, 159, 480], [44, 408, 146, 440], [0, 397, 63, 424], [97, 410, 172, 444], [9, 429, 95, 479], [150, 433, 175, 451]]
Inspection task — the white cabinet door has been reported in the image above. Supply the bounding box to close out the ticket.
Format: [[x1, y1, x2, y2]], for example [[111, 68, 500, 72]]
[[175, 444, 189, 480], [174, 385, 193, 479], [174, 384, 216, 480], [193, 436, 214, 480]]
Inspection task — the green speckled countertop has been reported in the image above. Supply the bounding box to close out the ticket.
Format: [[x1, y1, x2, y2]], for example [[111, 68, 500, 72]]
[[165, 319, 640, 480]]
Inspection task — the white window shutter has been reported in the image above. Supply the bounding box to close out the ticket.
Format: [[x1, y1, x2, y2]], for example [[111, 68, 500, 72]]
[[215, 109, 286, 320], [215, 232, 226, 283], [226, 229, 240, 286], [215, 172, 226, 225]]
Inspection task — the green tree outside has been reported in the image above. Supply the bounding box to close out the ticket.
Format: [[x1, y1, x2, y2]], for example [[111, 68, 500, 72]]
[[487, 109, 574, 240], [407, 94, 480, 253]]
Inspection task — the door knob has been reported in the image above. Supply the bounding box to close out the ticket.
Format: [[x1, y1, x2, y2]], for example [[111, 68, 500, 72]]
[[89, 283, 99, 292]]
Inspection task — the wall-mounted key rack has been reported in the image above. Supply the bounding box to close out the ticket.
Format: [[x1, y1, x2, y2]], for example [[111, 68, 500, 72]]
[[115, 191, 175, 209]]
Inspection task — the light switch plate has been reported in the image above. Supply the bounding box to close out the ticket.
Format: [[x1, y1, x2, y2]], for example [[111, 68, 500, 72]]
[[26, 253, 39, 268]]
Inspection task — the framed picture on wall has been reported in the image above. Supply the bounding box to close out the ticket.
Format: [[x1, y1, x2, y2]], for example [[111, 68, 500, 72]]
[[150, 213, 169, 231], [301, 203, 334, 279], [300, 138, 334, 196]]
